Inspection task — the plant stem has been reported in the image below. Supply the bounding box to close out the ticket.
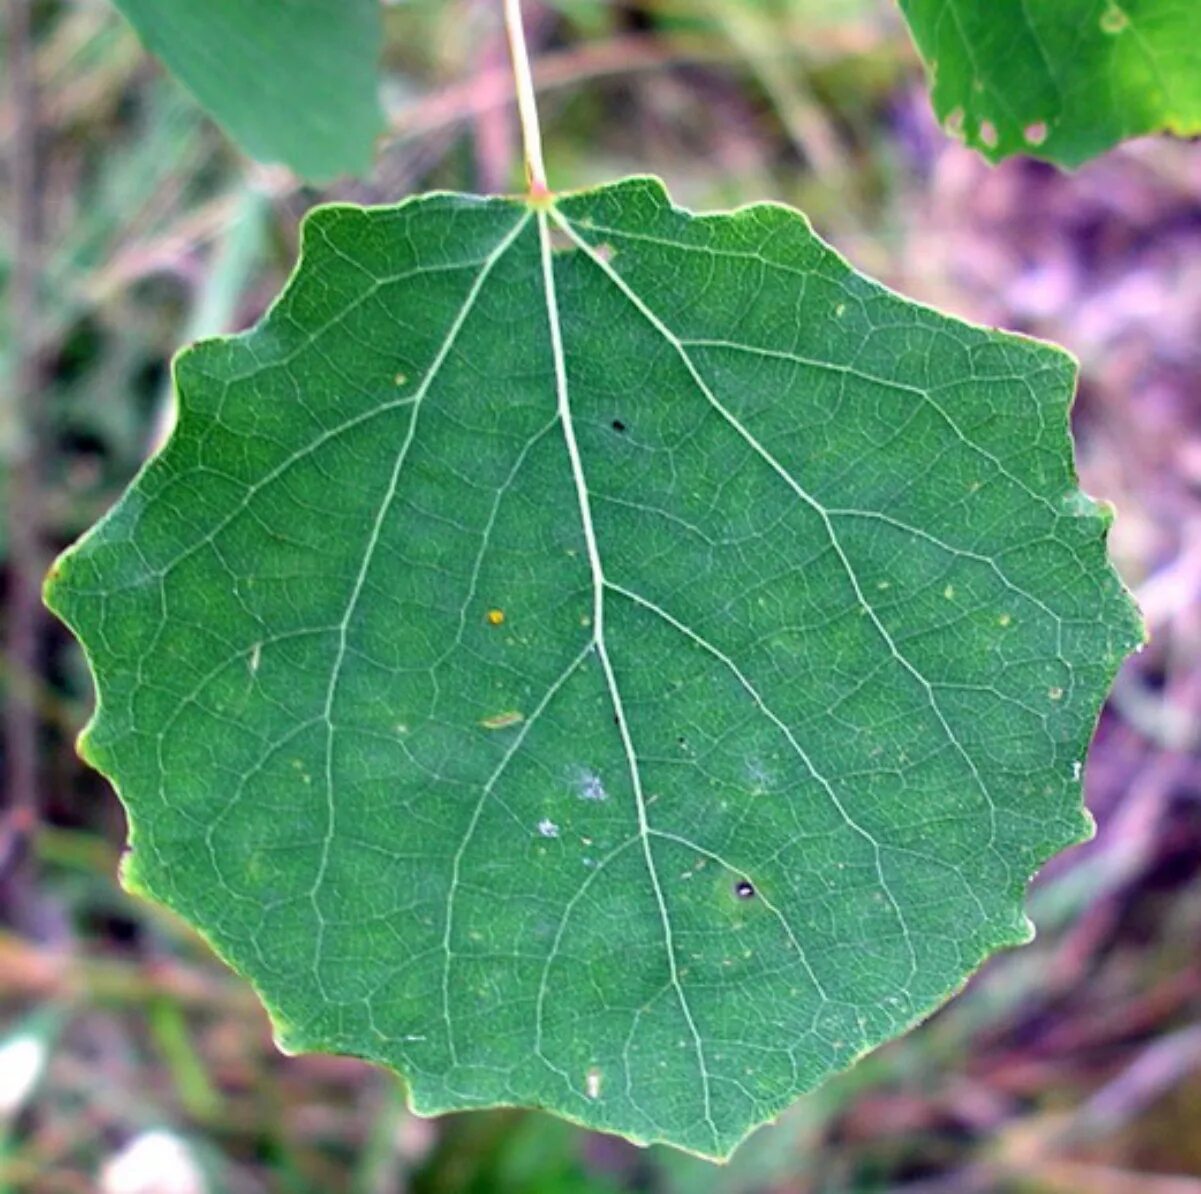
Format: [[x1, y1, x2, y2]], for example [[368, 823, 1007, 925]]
[[502, 0, 549, 198]]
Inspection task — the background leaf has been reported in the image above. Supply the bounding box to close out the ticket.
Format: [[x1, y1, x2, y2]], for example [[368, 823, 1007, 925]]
[[898, 0, 1201, 166], [109, 0, 385, 180], [45, 177, 1142, 1158]]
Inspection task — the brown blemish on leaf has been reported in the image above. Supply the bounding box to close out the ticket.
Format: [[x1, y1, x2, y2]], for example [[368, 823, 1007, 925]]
[[481, 710, 524, 730]]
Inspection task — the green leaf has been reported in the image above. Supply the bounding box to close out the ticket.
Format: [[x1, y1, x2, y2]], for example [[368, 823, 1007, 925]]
[[898, 0, 1201, 166], [45, 177, 1141, 1158], [109, 0, 384, 180]]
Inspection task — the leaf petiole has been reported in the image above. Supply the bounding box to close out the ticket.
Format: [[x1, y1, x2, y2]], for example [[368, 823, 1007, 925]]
[[503, 0, 550, 199]]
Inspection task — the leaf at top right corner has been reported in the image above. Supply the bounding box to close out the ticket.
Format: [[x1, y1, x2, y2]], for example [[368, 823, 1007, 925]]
[[898, 0, 1201, 166]]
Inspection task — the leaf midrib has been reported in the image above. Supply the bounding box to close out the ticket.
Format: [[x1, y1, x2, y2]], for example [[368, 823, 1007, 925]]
[[535, 206, 720, 1148]]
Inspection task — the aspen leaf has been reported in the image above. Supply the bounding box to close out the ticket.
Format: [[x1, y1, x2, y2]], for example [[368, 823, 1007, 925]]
[[46, 178, 1142, 1158]]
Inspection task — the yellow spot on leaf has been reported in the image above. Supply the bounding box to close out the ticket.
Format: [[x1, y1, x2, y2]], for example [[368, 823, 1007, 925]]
[[1101, 3, 1129, 33], [481, 710, 523, 730], [486, 608, 505, 626]]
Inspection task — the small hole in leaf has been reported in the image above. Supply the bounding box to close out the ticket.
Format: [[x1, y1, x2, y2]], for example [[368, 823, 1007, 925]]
[[735, 880, 755, 899], [611, 419, 627, 432]]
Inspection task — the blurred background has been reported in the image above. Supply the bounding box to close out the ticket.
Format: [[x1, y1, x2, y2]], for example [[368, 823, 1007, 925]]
[[2, 1, 1199, 1190]]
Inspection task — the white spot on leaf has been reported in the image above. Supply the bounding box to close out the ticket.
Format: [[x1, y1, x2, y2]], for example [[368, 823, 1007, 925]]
[[576, 769, 607, 801]]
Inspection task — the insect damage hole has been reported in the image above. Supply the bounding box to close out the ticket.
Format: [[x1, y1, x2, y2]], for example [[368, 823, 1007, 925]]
[[735, 880, 756, 900], [585, 1067, 602, 1099], [611, 419, 627, 433]]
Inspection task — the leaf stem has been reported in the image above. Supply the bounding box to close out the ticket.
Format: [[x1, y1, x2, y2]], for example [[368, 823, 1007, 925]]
[[503, 0, 550, 198]]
